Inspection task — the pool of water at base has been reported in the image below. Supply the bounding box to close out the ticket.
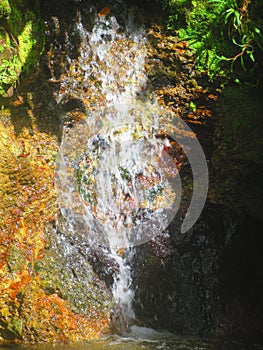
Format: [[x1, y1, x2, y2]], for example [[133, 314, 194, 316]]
[[1, 327, 263, 350]]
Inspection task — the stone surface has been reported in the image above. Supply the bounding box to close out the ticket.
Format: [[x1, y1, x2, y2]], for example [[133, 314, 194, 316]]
[[0, 90, 114, 342]]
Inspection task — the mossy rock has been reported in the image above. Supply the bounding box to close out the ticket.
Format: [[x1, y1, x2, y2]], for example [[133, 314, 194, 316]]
[[38, 219, 115, 317], [0, 0, 44, 96], [7, 245, 26, 274], [0, 0, 11, 18]]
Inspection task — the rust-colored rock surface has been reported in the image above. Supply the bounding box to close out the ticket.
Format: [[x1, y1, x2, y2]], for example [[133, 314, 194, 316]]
[[0, 101, 113, 343]]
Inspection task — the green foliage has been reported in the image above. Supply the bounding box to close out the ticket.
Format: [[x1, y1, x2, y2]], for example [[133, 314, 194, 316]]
[[0, 0, 11, 18], [0, 0, 44, 95], [163, 0, 191, 28], [0, 55, 20, 91], [164, 0, 263, 80], [210, 0, 263, 72]]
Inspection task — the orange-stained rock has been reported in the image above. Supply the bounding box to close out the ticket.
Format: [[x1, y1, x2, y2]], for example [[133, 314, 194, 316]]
[[0, 104, 114, 343]]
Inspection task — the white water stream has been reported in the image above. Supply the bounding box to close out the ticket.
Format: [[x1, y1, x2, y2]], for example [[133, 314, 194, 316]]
[[55, 0, 207, 333], [76, 8, 148, 329]]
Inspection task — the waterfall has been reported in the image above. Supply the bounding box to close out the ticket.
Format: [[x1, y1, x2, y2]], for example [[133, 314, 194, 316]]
[[54, 3, 148, 106], [55, 0, 207, 333], [55, 1, 178, 331]]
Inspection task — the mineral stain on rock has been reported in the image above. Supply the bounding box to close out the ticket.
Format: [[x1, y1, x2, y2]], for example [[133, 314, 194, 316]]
[[0, 99, 114, 342]]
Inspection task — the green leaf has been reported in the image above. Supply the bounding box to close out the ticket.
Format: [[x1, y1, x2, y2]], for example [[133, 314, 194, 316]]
[[224, 9, 235, 24], [249, 52, 255, 62], [232, 37, 243, 47], [240, 54, 246, 71]]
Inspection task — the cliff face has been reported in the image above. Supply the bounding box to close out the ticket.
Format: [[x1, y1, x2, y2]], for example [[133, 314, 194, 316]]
[[0, 2, 114, 342], [0, 95, 114, 342], [0, 0, 44, 96]]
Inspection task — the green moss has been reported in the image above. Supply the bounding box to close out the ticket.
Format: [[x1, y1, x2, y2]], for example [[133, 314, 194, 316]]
[[7, 316, 24, 337], [37, 253, 113, 316], [0, 26, 10, 44], [34, 222, 114, 317], [7, 244, 26, 273], [0, 55, 20, 88], [0, 0, 44, 95], [0, 0, 11, 18]]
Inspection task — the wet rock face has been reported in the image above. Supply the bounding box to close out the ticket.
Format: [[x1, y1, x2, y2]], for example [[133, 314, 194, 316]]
[[131, 205, 221, 336], [125, 9, 263, 338], [209, 86, 263, 337], [132, 204, 263, 337], [216, 214, 263, 337], [0, 101, 114, 342], [41, 219, 115, 325]]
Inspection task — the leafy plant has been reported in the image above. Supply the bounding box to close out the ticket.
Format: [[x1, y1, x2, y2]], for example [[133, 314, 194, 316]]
[[210, 0, 263, 72], [164, 0, 263, 80], [0, 55, 20, 94]]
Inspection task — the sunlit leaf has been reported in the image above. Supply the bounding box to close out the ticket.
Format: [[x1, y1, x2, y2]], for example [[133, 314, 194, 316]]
[[249, 52, 255, 62], [98, 6, 110, 17]]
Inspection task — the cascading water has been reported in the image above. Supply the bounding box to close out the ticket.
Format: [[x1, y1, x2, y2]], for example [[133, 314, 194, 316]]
[[54, 3, 148, 106], [56, 4, 149, 331], [55, 4, 162, 331], [55, 0, 207, 334]]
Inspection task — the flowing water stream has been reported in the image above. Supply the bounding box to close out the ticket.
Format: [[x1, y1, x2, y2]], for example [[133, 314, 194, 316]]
[[55, 1, 183, 333], [1, 334, 263, 350], [54, 2, 210, 337]]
